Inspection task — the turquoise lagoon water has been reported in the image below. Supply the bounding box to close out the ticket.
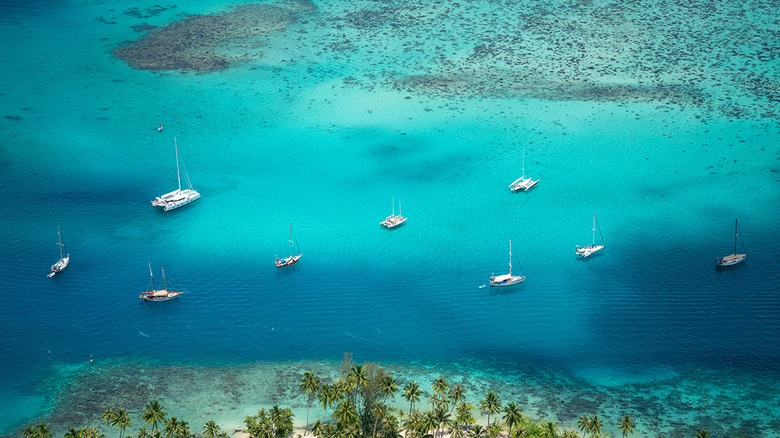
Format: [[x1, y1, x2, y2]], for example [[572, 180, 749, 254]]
[[1, 0, 779, 436]]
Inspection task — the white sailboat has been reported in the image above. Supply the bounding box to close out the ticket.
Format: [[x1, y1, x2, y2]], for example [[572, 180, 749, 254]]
[[509, 149, 539, 192], [489, 240, 526, 287], [275, 224, 302, 268], [48, 226, 69, 277], [151, 138, 201, 212], [380, 198, 407, 229], [139, 263, 186, 302], [576, 214, 605, 257], [716, 219, 747, 267]]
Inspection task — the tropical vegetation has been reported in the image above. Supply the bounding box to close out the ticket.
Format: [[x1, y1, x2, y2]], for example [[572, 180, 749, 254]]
[[20, 355, 729, 438]]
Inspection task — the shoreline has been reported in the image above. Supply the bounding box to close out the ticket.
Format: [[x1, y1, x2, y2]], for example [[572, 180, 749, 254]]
[[4, 357, 777, 437]]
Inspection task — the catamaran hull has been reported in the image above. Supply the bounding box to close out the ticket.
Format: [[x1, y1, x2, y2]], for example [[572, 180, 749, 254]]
[[576, 245, 604, 257], [152, 191, 201, 212], [509, 179, 539, 192]]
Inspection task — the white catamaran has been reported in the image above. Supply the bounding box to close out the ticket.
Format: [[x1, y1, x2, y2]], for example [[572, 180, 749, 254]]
[[48, 226, 69, 277], [380, 198, 407, 229], [489, 240, 526, 287], [139, 263, 187, 302], [151, 138, 200, 212], [716, 219, 747, 267], [275, 224, 302, 268], [576, 214, 605, 257], [509, 149, 539, 192]]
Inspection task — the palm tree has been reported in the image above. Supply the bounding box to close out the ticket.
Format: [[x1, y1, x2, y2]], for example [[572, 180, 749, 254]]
[[577, 415, 590, 437], [502, 402, 523, 436], [202, 420, 221, 438], [469, 424, 486, 438], [432, 377, 449, 405], [617, 415, 636, 437], [694, 430, 711, 438], [112, 409, 132, 438], [542, 421, 557, 438], [310, 419, 324, 438], [403, 381, 423, 416], [103, 409, 115, 438], [479, 391, 501, 427], [380, 375, 399, 403], [63, 428, 79, 438], [318, 383, 338, 420], [421, 410, 438, 438], [334, 399, 358, 429], [25, 424, 52, 438], [163, 416, 180, 438], [300, 371, 321, 431], [588, 414, 603, 438], [142, 399, 167, 432], [448, 384, 466, 413], [403, 410, 424, 438]]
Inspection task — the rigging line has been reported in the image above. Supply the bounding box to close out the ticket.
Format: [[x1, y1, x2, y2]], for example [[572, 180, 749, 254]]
[[596, 216, 605, 245], [738, 222, 747, 253], [292, 226, 301, 253], [513, 249, 523, 275]]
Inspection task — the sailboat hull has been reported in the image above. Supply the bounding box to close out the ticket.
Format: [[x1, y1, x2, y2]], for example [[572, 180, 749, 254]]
[[489, 275, 526, 286], [716, 253, 746, 266], [51, 256, 70, 273], [576, 245, 604, 257], [276, 254, 302, 268], [140, 291, 183, 302]]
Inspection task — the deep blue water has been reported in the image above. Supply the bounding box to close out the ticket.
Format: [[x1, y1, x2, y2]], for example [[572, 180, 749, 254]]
[[1, 0, 779, 436]]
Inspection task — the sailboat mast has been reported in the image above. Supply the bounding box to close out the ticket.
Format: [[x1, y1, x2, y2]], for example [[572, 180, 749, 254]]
[[734, 219, 738, 255], [399, 200, 402, 217], [392, 197, 395, 216], [289, 224, 294, 258], [508, 240, 513, 275], [148, 262, 157, 291], [162, 267, 167, 291], [522, 149, 526, 179], [174, 138, 182, 192], [592, 214, 596, 246], [57, 226, 64, 259]]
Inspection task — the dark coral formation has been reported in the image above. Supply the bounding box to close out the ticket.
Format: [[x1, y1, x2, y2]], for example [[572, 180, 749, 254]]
[[114, 2, 313, 72]]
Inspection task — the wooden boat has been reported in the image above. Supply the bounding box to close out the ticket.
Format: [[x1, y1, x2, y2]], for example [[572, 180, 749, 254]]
[[151, 138, 201, 212], [48, 226, 69, 277], [489, 240, 526, 287], [509, 149, 539, 192], [139, 263, 186, 302], [380, 198, 407, 229], [576, 214, 605, 258], [275, 224, 302, 267], [716, 219, 747, 267]]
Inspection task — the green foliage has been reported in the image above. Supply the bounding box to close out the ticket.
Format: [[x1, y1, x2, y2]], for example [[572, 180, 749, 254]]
[[23, 423, 52, 438], [694, 430, 711, 438], [617, 414, 636, 437], [479, 391, 501, 426], [142, 400, 167, 432], [455, 402, 477, 428], [245, 406, 294, 438]]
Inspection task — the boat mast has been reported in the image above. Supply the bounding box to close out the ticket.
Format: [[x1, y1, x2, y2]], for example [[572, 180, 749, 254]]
[[174, 138, 182, 192], [508, 240, 513, 276], [288, 224, 294, 258], [734, 219, 738, 255], [57, 226, 64, 260], [591, 214, 596, 246], [522, 149, 526, 179], [392, 197, 395, 217], [148, 262, 157, 291], [399, 200, 402, 217], [162, 266, 167, 291]]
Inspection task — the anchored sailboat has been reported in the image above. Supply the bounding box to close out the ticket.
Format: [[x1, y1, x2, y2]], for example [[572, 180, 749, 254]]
[[716, 219, 747, 267], [509, 149, 539, 192], [48, 226, 69, 277], [489, 240, 526, 287], [276, 224, 302, 267], [139, 263, 187, 302], [151, 138, 201, 212], [576, 214, 605, 258], [380, 198, 407, 229]]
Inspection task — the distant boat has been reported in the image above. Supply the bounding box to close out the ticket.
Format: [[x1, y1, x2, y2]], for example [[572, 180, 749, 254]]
[[380, 198, 407, 229], [489, 240, 526, 287], [48, 226, 69, 278], [576, 214, 605, 257], [275, 224, 302, 268], [139, 263, 186, 302], [509, 149, 539, 192], [716, 219, 747, 267], [151, 138, 201, 212]]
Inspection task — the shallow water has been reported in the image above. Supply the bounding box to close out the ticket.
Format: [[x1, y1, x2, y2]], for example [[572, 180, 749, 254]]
[[1, 0, 779, 437]]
